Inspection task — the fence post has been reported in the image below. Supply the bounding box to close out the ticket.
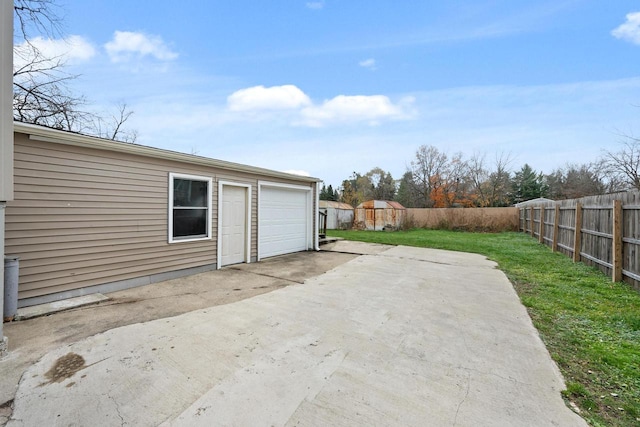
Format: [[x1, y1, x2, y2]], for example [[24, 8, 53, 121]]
[[612, 199, 623, 283], [552, 204, 560, 252], [519, 208, 524, 232], [530, 207, 535, 237], [573, 202, 582, 262], [539, 206, 545, 244]]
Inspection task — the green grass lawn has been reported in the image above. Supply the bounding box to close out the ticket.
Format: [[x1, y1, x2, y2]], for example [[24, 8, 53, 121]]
[[328, 229, 640, 427]]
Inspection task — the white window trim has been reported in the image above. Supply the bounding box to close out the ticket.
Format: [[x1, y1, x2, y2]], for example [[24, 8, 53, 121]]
[[217, 181, 252, 269], [257, 181, 313, 261], [168, 172, 213, 244]]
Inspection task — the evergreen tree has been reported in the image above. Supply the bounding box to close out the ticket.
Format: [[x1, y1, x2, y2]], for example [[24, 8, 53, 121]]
[[319, 184, 328, 200], [512, 164, 546, 203], [326, 184, 337, 201]]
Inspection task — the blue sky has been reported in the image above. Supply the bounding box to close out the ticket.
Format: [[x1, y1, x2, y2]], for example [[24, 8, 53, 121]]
[[17, 1, 640, 187]]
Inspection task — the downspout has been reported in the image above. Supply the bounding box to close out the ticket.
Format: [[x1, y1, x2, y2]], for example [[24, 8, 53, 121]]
[[0, 0, 14, 358]]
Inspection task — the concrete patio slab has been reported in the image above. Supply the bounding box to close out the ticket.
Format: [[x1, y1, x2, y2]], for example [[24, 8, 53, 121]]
[[0, 250, 357, 415], [5, 245, 586, 427]]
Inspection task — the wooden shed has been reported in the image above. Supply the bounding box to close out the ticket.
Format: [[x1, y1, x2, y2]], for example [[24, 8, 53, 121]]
[[354, 200, 406, 231], [7, 122, 321, 307], [318, 201, 354, 230]]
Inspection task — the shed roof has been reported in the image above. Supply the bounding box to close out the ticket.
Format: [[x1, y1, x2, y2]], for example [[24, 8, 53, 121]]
[[319, 200, 354, 210], [514, 198, 555, 207], [14, 121, 321, 183], [356, 200, 406, 209]]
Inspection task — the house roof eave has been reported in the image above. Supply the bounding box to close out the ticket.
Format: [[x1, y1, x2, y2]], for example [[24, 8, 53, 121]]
[[14, 121, 321, 184]]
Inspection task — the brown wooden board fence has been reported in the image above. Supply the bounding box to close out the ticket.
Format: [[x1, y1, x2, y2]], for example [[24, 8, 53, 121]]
[[518, 190, 640, 291]]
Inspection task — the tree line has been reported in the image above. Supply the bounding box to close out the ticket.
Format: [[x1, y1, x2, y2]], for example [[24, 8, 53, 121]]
[[321, 140, 640, 208]]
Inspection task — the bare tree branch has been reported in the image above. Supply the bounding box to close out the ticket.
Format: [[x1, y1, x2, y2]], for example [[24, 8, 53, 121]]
[[14, 0, 63, 41], [599, 135, 640, 191], [12, 1, 137, 140]]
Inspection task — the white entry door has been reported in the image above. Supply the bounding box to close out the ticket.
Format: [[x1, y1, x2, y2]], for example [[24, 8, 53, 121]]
[[221, 185, 247, 266]]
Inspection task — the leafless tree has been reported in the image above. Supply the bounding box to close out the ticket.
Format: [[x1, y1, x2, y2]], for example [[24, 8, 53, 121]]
[[545, 163, 606, 199], [440, 152, 469, 207], [467, 152, 489, 206], [465, 151, 513, 206], [13, 0, 136, 141], [484, 152, 513, 206], [408, 145, 449, 207], [14, 0, 63, 40], [90, 103, 138, 143], [600, 136, 640, 191]]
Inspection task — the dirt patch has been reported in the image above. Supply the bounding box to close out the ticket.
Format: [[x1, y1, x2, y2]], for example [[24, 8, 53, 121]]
[[44, 353, 85, 384]]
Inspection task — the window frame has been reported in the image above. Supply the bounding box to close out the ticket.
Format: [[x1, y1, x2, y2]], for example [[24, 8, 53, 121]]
[[168, 172, 213, 243]]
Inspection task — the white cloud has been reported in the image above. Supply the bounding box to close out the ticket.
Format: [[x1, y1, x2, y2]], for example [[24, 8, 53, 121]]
[[359, 58, 376, 70], [227, 85, 312, 111], [105, 31, 178, 63], [306, 1, 324, 10], [612, 11, 640, 45], [226, 85, 414, 127], [14, 35, 96, 70], [299, 94, 414, 127]]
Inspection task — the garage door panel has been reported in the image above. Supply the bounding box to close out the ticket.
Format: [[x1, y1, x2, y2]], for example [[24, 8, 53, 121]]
[[259, 186, 309, 259]]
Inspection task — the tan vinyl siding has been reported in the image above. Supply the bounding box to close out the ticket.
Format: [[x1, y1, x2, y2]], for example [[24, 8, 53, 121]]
[[7, 132, 318, 302]]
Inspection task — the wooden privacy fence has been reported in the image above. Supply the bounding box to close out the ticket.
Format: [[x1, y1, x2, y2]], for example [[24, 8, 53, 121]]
[[406, 207, 518, 232], [518, 190, 640, 291]]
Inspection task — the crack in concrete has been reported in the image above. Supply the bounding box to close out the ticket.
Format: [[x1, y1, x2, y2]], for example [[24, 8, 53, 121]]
[[453, 370, 471, 427], [460, 365, 532, 387], [108, 392, 125, 427]]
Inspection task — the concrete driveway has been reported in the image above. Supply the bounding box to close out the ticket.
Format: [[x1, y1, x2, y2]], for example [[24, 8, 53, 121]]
[[4, 242, 586, 426]]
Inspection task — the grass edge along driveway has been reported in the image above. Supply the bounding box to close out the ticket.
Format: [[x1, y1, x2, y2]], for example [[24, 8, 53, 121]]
[[328, 230, 640, 427]]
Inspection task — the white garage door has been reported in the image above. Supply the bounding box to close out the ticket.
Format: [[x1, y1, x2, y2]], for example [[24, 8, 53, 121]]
[[259, 185, 310, 259]]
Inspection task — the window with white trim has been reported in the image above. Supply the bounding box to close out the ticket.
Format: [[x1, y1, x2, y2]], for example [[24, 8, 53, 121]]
[[169, 173, 212, 243]]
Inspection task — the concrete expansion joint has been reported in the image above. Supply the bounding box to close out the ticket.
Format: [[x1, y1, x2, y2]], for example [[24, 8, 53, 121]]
[[227, 267, 305, 285], [321, 249, 377, 257], [378, 253, 494, 269], [379, 253, 457, 266]]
